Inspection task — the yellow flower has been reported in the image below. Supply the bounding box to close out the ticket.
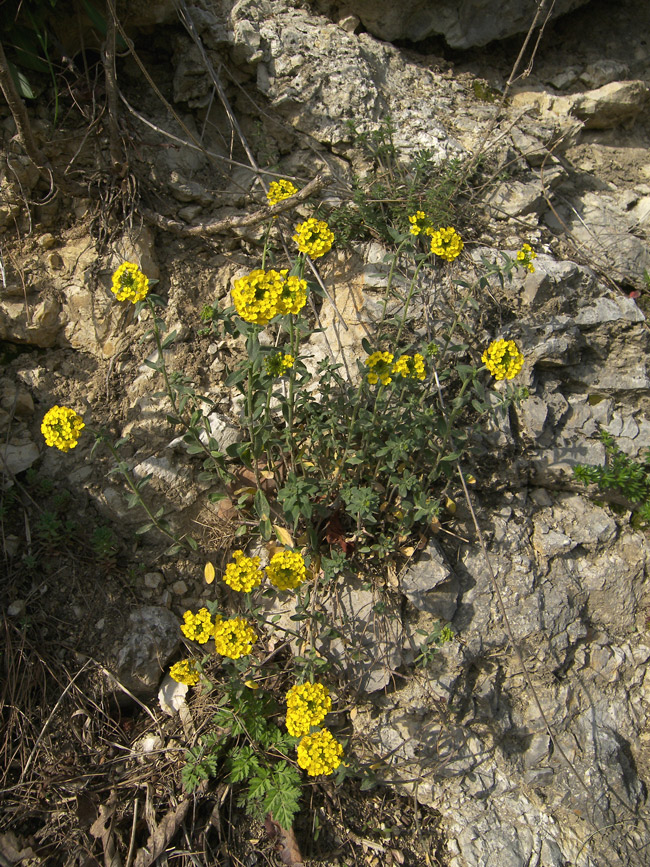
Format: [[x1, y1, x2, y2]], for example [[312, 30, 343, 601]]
[[266, 550, 307, 590], [180, 607, 216, 644], [41, 406, 85, 452], [169, 658, 200, 686], [267, 179, 298, 206], [428, 226, 463, 262], [296, 728, 343, 776], [223, 550, 263, 592], [482, 339, 524, 381], [265, 353, 295, 377], [516, 242, 537, 273], [292, 218, 334, 259], [285, 682, 332, 737], [393, 353, 426, 381], [366, 351, 394, 386], [213, 617, 257, 659], [408, 210, 431, 236], [111, 262, 149, 303], [232, 269, 307, 324]]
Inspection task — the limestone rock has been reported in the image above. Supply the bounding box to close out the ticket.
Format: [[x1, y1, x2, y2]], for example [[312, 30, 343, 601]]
[[226, 2, 463, 158], [401, 539, 459, 621], [112, 606, 180, 699], [571, 80, 649, 129], [320, 579, 405, 692], [545, 191, 650, 291], [339, 0, 590, 48], [0, 439, 40, 477]]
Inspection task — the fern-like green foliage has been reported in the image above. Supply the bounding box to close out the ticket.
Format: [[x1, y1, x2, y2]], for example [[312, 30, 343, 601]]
[[181, 737, 223, 793], [182, 684, 302, 828], [574, 429, 650, 521]]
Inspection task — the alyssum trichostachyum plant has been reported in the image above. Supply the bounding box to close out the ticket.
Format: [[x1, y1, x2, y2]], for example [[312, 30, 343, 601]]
[[40, 175, 533, 827]]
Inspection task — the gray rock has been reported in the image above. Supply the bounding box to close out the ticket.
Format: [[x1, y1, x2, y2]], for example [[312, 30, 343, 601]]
[[0, 440, 40, 477], [342, 0, 590, 48], [518, 395, 548, 440], [575, 295, 645, 327], [227, 2, 463, 159], [113, 606, 180, 699], [487, 179, 546, 219], [320, 579, 404, 692], [579, 60, 630, 89], [133, 455, 195, 506], [400, 539, 459, 620]]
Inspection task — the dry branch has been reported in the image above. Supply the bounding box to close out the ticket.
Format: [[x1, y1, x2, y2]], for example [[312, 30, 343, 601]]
[[141, 174, 327, 237]]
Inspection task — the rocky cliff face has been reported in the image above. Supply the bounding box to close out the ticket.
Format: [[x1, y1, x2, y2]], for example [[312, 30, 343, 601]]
[[331, 0, 592, 48]]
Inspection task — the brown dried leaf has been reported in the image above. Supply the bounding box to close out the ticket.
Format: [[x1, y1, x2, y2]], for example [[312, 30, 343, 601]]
[[265, 816, 304, 865]]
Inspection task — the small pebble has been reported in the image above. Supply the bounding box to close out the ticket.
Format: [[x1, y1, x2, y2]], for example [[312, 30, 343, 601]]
[[144, 572, 164, 589]]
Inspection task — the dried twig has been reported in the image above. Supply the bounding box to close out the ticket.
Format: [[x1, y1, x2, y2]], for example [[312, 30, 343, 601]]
[[140, 174, 327, 237], [19, 658, 93, 782]]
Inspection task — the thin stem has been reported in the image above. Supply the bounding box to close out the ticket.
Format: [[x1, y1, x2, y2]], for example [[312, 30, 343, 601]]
[[102, 437, 180, 545], [394, 257, 427, 346], [261, 221, 273, 269], [246, 364, 262, 489], [377, 237, 412, 333], [147, 299, 179, 415]]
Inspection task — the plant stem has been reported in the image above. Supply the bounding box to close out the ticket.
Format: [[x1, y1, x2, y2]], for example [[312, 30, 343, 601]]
[[395, 257, 427, 346], [246, 364, 262, 489], [102, 437, 181, 545], [147, 299, 179, 415]]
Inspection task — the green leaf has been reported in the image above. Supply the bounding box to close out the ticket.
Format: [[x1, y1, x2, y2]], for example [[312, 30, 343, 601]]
[[227, 746, 262, 784], [8, 61, 35, 99], [247, 773, 270, 802], [161, 330, 178, 349], [262, 767, 301, 829], [225, 367, 248, 388], [254, 489, 270, 520], [135, 523, 154, 535]]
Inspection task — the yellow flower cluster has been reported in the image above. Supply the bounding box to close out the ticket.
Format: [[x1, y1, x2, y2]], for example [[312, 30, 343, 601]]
[[292, 218, 334, 259], [267, 179, 298, 206], [180, 607, 216, 644], [266, 550, 307, 590], [223, 550, 263, 592], [429, 226, 463, 262], [213, 617, 257, 659], [516, 242, 537, 273], [296, 728, 344, 776], [393, 353, 426, 381], [408, 210, 431, 236], [41, 406, 85, 452], [232, 269, 307, 325], [285, 682, 332, 737], [169, 658, 200, 686], [111, 262, 149, 303], [265, 353, 295, 377], [366, 351, 394, 386], [482, 339, 524, 381]]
